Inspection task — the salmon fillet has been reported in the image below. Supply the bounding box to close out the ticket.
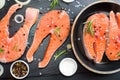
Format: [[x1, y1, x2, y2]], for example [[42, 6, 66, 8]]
[[0, 4, 39, 63], [26, 10, 70, 68], [83, 13, 109, 63], [0, 4, 22, 62], [116, 12, 120, 29], [106, 11, 120, 61]]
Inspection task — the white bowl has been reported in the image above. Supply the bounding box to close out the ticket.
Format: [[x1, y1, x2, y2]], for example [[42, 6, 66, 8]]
[[10, 60, 29, 79], [59, 58, 77, 76], [63, 0, 74, 3]]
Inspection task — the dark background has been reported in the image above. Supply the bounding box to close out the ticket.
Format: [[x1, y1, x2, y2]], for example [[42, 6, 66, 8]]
[[0, 0, 120, 80]]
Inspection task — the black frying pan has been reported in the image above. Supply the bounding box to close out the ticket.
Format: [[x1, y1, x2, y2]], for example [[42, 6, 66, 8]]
[[71, 1, 120, 74]]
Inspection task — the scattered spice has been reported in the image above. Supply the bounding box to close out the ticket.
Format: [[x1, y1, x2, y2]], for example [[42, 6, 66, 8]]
[[12, 62, 28, 77], [50, 0, 59, 9], [84, 20, 94, 37], [0, 48, 4, 53]]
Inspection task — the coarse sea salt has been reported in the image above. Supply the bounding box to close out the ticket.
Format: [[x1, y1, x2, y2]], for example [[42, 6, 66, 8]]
[[59, 58, 77, 76], [38, 58, 41, 61], [74, 0, 85, 8]]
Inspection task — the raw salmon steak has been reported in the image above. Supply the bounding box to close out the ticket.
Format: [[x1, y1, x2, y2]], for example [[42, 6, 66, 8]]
[[0, 4, 39, 63], [26, 10, 70, 68], [83, 13, 109, 63], [106, 11, 120, 61]]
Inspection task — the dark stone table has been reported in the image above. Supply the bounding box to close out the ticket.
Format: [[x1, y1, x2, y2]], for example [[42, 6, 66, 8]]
[[0, 0, 120, 80]]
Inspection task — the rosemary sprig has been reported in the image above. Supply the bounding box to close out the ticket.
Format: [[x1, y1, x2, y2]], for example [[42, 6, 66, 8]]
[[54, 44, 72, 61], [0, 48, 4, 53], [54, 50, 67, 61], [50, 0, 59, 9], [84, 20, 94, 37]]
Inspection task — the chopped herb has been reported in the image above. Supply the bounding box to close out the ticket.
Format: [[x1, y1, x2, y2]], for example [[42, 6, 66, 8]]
[[50, 0, 59, 9], [54, 50, 67, 61], [0, 48, 4, 53], [54, 27, 61, 38], [117, 52, 120, 56], [13, 44, 18, 51], [84, 20, 94, 37]]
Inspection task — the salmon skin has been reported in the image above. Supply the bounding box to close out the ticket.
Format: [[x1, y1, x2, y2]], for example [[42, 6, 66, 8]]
[[26, 10, 70, 68], [106, 11, 120, 61], [0, 4, 39, 63], [83, 13, 109, 63]]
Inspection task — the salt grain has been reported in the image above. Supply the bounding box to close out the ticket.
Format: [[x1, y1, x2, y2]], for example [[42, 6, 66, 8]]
[[24, 58, 26, 60], [107, 44, 110, 46], [67, 11, 69, 14], [38, 58, 41, 61], [68, 9, 71, 11], [39, 72, 42, 75], [39, 7, 43, 10], [70, 19, 74, 22], [41, 43, 43, 46], [33, 58, 37, 60], [47, 25, 49, 27], [100, 37, 103, 40], [47, 8, 50, 10], [78, 38, 80, 40], [71, 11, 74, 14], [105, 30, 109, 32], [116, 36, 118, 39], [112, 37, 115, 40], [74, 0, 83, 7], [52, 21, 54, 24]]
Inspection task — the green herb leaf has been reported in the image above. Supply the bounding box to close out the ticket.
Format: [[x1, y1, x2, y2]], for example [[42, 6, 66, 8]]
[[117, 52, 120, 56], [84, 20, 94, 37], [54, 50, 67, 61], [13, 44, 18, 51], [54, 27, 61, 38], [0, 48, 4, 53], [50, 0, 59, 9]]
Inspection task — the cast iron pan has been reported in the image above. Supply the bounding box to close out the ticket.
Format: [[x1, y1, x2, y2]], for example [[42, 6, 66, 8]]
[[71, 1, 120, 74]]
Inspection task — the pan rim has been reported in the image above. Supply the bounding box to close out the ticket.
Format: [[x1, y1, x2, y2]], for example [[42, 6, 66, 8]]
[[71, 1, 120, 74]]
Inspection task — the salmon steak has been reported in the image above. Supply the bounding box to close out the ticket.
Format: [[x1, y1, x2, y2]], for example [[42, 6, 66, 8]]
[[0, 4, 39, 63], [106, 11, 120, 61], [26, 10, 70, 68], [83, 13, 109, 63]]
